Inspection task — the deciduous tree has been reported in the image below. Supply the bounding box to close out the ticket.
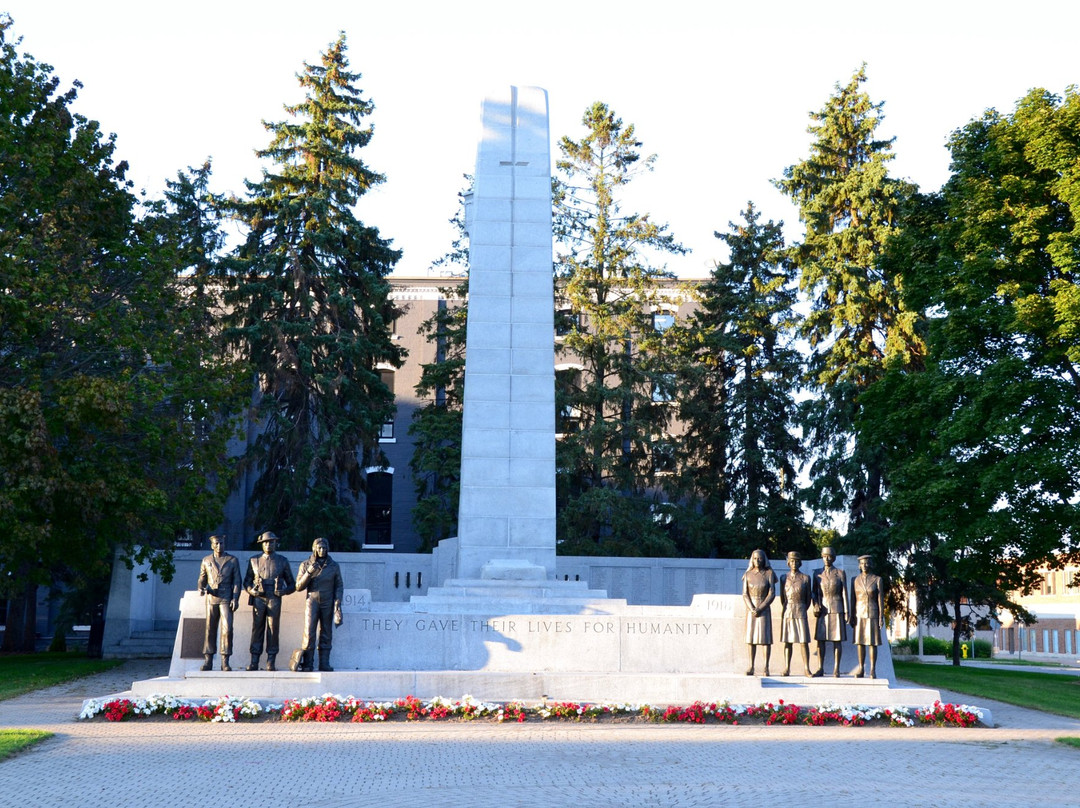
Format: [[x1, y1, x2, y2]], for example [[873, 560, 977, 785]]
[[0, 18, 239, 650], [862, 88, 1080, 663]]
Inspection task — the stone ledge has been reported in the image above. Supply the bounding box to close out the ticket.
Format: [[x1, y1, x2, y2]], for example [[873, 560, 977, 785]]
[[124, 670, 964, 717]]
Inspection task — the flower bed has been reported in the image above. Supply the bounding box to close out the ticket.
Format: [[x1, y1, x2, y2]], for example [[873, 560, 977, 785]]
[[79, 694, 983, 728], [80, 694, 264, 723]]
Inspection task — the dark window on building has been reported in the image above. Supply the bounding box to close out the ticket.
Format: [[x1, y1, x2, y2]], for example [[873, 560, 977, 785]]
[[365, 470, 393, 546], [556, 367, 583, 434], [379, 370, 395, 439], [653, 441, 676, 474], [558, 405, 581, 435], [556, 307, 582, 337]]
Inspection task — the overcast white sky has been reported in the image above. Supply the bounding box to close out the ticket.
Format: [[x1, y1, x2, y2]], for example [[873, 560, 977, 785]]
[[4, 1, 1078, 278]]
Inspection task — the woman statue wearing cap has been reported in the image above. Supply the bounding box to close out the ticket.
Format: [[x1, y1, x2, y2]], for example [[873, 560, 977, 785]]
[[741, 549, 777, 676], [849, 554, 884, 678], [812, 546, 848, 677], [780, 551, 812, 677]]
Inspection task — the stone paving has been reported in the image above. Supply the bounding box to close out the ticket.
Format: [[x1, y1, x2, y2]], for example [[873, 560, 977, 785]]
[[1, 659, 1078, 808]]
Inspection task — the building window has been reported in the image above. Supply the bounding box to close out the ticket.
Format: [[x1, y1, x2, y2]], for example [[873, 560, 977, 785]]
[[652, 311, 675, 332], [379, 370, 395, 441], [558, 405, 581, 436], [652, 373, 675, 403], [653, 441, 676, 474], [556, 365, 583, 435], [365, 470, 393, 547], [556, 306, 582, 337]]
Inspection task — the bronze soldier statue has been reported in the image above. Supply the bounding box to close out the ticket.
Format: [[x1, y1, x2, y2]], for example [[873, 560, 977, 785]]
[[850, 554, 884, 678], [197, 535, 241, 671], [812, 545, 849, 677], [780, 551, 812, 677], [243, 530, 295, 672], [741, 549, 777, 676], [293, 537, 344, 672]]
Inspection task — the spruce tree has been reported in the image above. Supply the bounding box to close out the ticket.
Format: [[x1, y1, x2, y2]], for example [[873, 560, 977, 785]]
[[775, 67, 923, 560], [408, 281, 467, 550], [223, 34, 402, 548], [678, 204, 808, 558], [408, 178, 471, 551], [553, 102, 686, 555]]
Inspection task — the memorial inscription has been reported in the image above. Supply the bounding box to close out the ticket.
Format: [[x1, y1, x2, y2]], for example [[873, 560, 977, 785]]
[[353, 616, 712, 637]]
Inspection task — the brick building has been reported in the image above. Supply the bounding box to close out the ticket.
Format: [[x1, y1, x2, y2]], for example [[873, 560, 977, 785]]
[[215, 271, 698, 555]]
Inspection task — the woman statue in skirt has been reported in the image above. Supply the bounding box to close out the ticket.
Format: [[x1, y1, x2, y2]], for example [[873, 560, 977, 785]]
[[850, 554, 884, 678], [780, 551, 812, 677], [812, 546, 848, 677], [742, 549, 777, 676]]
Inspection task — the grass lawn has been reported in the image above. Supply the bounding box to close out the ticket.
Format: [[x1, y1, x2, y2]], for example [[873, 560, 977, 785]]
[[0, 652, 121, 701], [894, 660, 1080, 720], [0, 729, 52, 760]]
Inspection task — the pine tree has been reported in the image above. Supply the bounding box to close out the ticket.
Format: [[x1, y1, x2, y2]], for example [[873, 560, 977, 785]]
[[222, 34, 402, 548], [678, 204, 809, 558], [408, 178, 471, 551], [408, 281, 467, 550], [775, 67, 923, 560], [553, 102, 687, 555]]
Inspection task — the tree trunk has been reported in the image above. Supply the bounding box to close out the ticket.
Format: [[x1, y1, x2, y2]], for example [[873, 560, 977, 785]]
[[1, 580, 38, 653], [86, 596, 106, 659], [951, 596, 963, 666]]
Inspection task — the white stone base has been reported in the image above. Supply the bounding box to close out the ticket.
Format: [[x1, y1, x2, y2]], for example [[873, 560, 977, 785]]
[[128, 589, 953, 716]]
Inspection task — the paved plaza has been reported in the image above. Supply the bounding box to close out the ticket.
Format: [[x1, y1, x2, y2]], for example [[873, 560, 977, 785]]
[[0, 659, 1078, 808]]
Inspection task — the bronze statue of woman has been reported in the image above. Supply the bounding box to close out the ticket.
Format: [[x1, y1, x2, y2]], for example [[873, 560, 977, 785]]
[[780, 551, 812, 677], [742, 548, 777, 676], [812, 546, 848, 677], [850, 554, 884, 678]]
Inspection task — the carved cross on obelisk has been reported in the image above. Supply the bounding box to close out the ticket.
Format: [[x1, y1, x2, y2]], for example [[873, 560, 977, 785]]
[[455, 86, 556, 581]]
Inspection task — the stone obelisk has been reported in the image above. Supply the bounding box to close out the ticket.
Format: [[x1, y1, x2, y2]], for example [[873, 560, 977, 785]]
[[455, 86, 556, 582]]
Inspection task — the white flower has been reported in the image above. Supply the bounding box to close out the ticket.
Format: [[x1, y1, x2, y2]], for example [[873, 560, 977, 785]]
[[957, 704, 984, 721], [79, 699, 104, 720]]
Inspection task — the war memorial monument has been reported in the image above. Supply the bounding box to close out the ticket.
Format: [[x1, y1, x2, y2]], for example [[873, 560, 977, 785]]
[[125, 87, 943, 712]]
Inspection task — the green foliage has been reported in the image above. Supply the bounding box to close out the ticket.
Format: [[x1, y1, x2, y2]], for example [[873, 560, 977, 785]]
[[673, 203, 810, 558], [409, 282, 468, 551], [553, 102, 686, 553], [776, 66, 924, 599], [556, 488, 677, 557], [0, 18, 242, 649], [776, 65, 922, 389], [862, 87, 1080, 653], [408, 179, 471, 551], [221, 35, 402, 549], [892, 636, 992, 658]]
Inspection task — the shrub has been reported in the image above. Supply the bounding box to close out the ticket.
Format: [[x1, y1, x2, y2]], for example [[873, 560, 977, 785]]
[[892, 636, 993, 658]]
